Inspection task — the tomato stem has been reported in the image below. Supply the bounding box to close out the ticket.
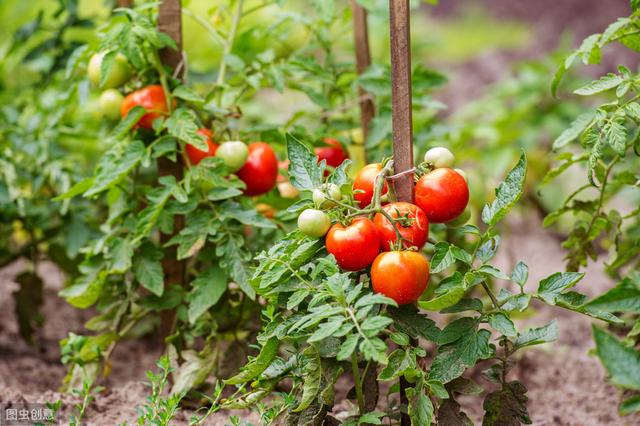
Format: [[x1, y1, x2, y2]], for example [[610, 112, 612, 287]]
[[351, 355, 365, 414]]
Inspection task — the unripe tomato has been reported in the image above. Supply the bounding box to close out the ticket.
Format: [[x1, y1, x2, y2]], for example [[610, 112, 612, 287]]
[[237, 142, 278, 196], [315, 138, 349, 170], [216, 141, 249, 172], [88, 52, 131, 89], [424, 147, 455, 168], [373, 202, 429, 251], [185, 129, 218, 165], [415, 168, 469, 223], [353, 163, 388, 209], [371, 251, 429, 305], [120, 85, 171, 129], [325, 217, 380, 271], [298, 209, 331, 237], [313, 183, 342, 209], [278, 181, 300, 198], [99, 89, 124, 120], [454, 168, 468, 182]]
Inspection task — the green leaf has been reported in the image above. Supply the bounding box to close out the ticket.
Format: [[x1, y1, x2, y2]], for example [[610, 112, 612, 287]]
[[482, 153, 527, 227], [476, 236, 500, 263], [224, 337, 279, 385], [536, 272, 584, 304], [59, 262, 106, 309], [419, 280, 467, 312], [514, 320, 557, 349], [406, 387, 434, 426], [510, 262, 528, 289], [378, 349, 416, 381], [583, 278, 640, 313], [112, 106, 146, 139], [221, 200, 277, 228], [133, 243, 164, 296], [53, 177, 94, 201], [429, 327, 494, 383], [574, 73, 624, 96], [552, 111, 595, 150], [389, 305, 441, 342], [620, 395, 640, 415], [604, 117, 627, 155], [187, 266, 228, 324], [361, 316, 393, 332], [488, 313, 517, 338], [293, 348, 322, 412], [286, 133, 324, 190], [482, 381, 531, 426], [85, 141, 146, 197], [430, 243, 470, 274], [478, 265, 510, 280], [308, 318, 345, 343], [593, 326, 640, 390], [172, 85, 205, 104], [337, 334, 359, 360], [164, 108, 207, 150], [170, 348, 216, 396]]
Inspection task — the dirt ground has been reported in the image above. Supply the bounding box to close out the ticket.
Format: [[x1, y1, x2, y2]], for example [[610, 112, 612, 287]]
[[1, 214, 639, 425], [2, 0, 639, 425]]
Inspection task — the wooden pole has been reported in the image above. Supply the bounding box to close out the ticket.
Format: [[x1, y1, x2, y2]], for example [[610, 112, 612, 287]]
[[116, 0, 133, 7], [351, 0, 375, 147], [157, 0, 185, 343], [389, 2, 413, 425]]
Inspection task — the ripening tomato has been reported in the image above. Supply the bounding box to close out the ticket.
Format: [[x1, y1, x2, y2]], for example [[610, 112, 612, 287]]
[[371, 251, 429, 305], [185, 128, 218, 165], [88, 52, 131, 89], [325, 217, 380, 271], [315, 138, 349, 170], [415, 168, 469, 223], [373, 202, 429, 251], [237, 142, 279, 196], [353, 163, 388, 208], [423, 146, 455, 168], [99, 89, 124, 120], [313, 183, 342, 209], [298, 209, 331, 237], [120, 85, 172, 129]]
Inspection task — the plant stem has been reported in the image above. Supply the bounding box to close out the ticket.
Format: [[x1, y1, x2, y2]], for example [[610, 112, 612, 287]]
[[216, 0, 244, 104], [351, 354, 365, 413]]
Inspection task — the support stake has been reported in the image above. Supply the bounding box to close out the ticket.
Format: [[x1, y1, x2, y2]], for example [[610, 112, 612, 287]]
[[157, 0, 185, 345], [389, 2, 413, 425], [351, 0, 375, 147]]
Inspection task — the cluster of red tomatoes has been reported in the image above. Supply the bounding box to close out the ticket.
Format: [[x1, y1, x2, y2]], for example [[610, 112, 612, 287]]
[[297, 146, 469, 305], [88, 51, 282, 197]]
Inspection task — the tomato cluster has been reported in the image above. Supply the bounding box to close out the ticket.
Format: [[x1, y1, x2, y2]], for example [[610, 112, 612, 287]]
[[296, 146, 469, 305], [88, 51, 280, 197]]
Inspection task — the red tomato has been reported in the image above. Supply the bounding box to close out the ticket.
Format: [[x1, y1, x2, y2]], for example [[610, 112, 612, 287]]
[[185, 128, 218, 165], [315, 138, 349, 175], [373, 202, 429, 251], [353, 163, 388, 209], [415, 168, 469, 223], [120, 85, 171, 129], [325, 217, 380, 271], [237, 142, 279, 196], [371, 251, 429, 305]]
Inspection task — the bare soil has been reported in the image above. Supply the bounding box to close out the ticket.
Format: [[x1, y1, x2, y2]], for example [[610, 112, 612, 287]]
[[1, 214, 639, 425]]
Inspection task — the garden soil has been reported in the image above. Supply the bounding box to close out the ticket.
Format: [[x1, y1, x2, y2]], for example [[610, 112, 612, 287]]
[[2, 0, 639, 424], [2, 214, 639, 425]]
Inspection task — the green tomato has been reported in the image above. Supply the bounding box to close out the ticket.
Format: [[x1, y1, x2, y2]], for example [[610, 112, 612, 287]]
[[99, 89, 124, 120], [446, 208, 471, 228], [312, 183, 342, 209], [216, 141, 249, 173], [88, 52, 131, 89], [297, 209, 331, 238], [424, 146, 455, 168]]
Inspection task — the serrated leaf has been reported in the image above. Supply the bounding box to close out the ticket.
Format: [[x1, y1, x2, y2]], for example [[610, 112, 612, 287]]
[[406, 387, 434, 426], [337, 334, 359, 360], [593, 326, 640, 390], [429, 327, 494, 383], [510, 262, 528, 289], [552, 111, 595, 150], [478, 265, 510, 280], [536, 272, 584, 304], [604, 117, 627, 155], [293, 348, 322, 412], [488, 313, 517, 338], [85, 141, 146, 197], [187, 266, 228, 323], [482, 381, 531, 426], [224, 337, 279, 385], [133, 243, 164, 296], [582, 277, 640, 313], [482, 153, 527, 227], [378, 349, 416, 381], [164, 108, 206, 150], [574, 73, 623, 96], [286, 133, 324, 190], [514, 321, 557, 349]]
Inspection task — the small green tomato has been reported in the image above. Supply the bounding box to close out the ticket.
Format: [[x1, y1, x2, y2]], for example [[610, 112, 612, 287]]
[[99, 89, 124, 120], [297, 209, 331, 238], [216, 141, 249, 172], [312, 183, 342, 209], [88, 52, 131, 89], [424, 146, 455, 168]]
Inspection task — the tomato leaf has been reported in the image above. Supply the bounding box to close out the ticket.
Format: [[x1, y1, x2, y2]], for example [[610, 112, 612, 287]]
[[224, 337, 279, 385], [514, 320, 557, 349], [593, 326, 640, 390], [286, 133, 324, 190], [187, 265, 228, 324], [482, 381, 531, 426], [481, 153, 527, 227]]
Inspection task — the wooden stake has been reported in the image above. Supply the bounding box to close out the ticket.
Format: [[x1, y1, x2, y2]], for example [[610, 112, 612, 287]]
[[157, 0, 185, 344], [351, 0, 375, 146], [389, 0, 413, 204], [389, 2, 413, 425]]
